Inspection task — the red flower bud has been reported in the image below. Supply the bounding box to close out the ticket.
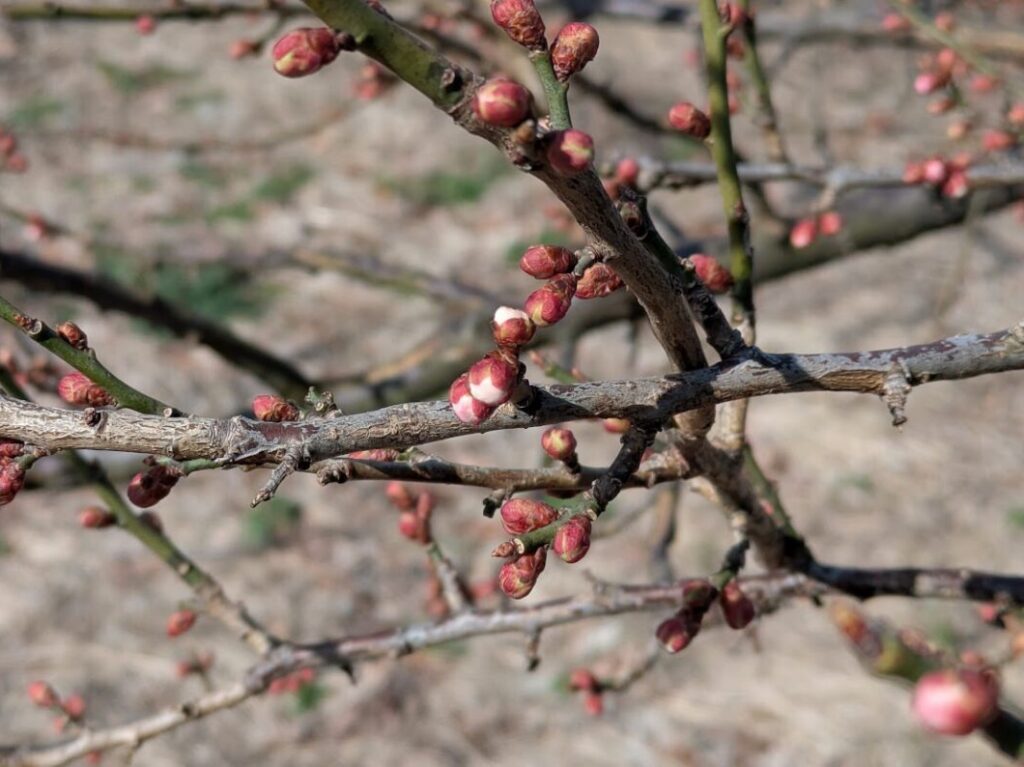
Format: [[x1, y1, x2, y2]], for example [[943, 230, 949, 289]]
[[541, 427, 577, 461], [911, 669, 999, 735], [492, 306, 536, 348], [914, 71, 949, 95], [348, 449, 400, 461], [473, 79, 532, 127], [688, 254, 733, 294], [127, 465, 180, 508], [546, 130, 595, 176], [490, 0, 546, 50], [524, 276, 576, 326], [943, 170, 970, 198], [902, 161, 925, 185], [0, 460, 26, 506], [982, 129, 1017, 153], [788, 217, 818, 249], [252, 394, 299, 422], [575, 262, 623, 299], [923, 157, 949, 185], [719, 581, 756, 629], [667, 102, 711, 139], [397, 510, 430, 543], [57, 372, 113, 407], [498, 547, 546, 599], [614, 156, 640, 187], [934, 11, 955, 32], [880, 13, 911, 33], [385, 481, 416, 511], [272, 27, 341, 78], [1008, 103, 1024, 127], [552, 515, 591, 563], [467, 351, 519, 407], [56, 322, 88, 350], [682, 578, 718, 612], [0, 439, 24, 459], [582, 691, 604, 716], [551, 22, 600, 80], [817, 211, 844, 237], [499, 498, 558, 535], [449, 373, 495, 425], [135, 14, 156, 35], [61, 694, 86, 720], [520, 245, 577, 279], [79, 506, 117, 529], [28, 681, 59, 708], [4, 153, 28, 174], [569, 668, 599, 692], [166, 609, 197, 638], [602, 417, 630, 434], [655, 613, 701, 654]]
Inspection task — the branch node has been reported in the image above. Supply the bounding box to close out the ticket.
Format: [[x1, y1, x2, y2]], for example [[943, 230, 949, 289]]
[[881, 361, 913, 427]]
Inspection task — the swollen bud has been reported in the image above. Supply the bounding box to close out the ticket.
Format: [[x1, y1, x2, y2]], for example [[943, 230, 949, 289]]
[[551, 22, 599, 81], [524, 274, 576, 326], [473, 80, 532, 127], [0, 461, 26, 506], [28, 681, 59, 708], [385, 481, 416, 511], [499, 498, 558, 535], [492, 306, 536, 348], [272, 27, 342, 78], [667, 102, 711, 139], [569, 668, 599, 692], [688, 254, 733, 294], [655, 613, 701, 654], [79, 506, 117, 529], [719, 581, 756, 629], [467, 351, 519, 407], [449, 373, 495, 425], [788, 217, 818, 249], [56, 322, 88, 350], [166, 609, 198, 637], [57, 372, 113, 407], [546, 130, 595, 176], [490, 0, 546, 50], [127, 465, 180, 508], [911, 669, 999, 735], [498, 547, 547, 599], [552, 515, 591, 563], [520, 245, 577, 279], [252, 394, 300, 422], [575, 262, 623, 299], [541, 427, 577, 462]]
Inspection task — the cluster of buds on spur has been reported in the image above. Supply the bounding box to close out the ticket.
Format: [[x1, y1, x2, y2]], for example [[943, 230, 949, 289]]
[[655, 578, 721, 654], [272, 27, 348, 78], [386, 481, 435, 545], [0, 125, 28, 174], [127, 463, 182, 508], [57, 371, 113, 407], [788, 210, 844, 250], [902, 153, 973, 200], [27, 681, 88, 731], [575, 262, 623, 299]]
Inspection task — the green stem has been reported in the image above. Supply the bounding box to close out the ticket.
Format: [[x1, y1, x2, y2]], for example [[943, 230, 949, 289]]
[[0, 294, 174, 415], [530, 50, 572, 129]]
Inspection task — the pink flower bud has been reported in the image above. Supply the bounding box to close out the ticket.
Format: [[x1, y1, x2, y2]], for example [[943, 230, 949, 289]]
[[614, 157, 640, 187], [498, 547, 546, 599], [817, 211, 844, 237], [473, 80, 532, 127], [922, 157, 949, 185], [934, 11, 955, 32], [252, 394, 300, 422], [982, 130, 1017, 153], [969, 74, 998, 93], [655, 613, 701, 654], [61, 694, 86, 720], [911, 669, 999, 735], [56, 322, 88, 350], [880, 13, 910, 33], [28, 681, 59, 708], [903, 161, 925, 185], [490, 0, 546, 50], [719, 581, 756, 629], [499, 498, 558, 535], [385, 481, 416, 511], [0, 460, 25, 506], [166, 609, 197, 638], [79, 506, 117, 529], [582, 692, 604, 716], [688, 254, 733, 294], [135, 14, 156, 35], [127, 465, 180, 508], [788, 217, 818, 249], [541, 427, 577, 461], [546, 130, 595, 176], [449, 373, 495, 424], [914, 71, 948, 95], [1008, 103, 1024, 127], [272, 27, 341, 78], [551, 22, 600, 80], [467, 351, 519, 406], [602, 417, 630, 434], [667, 102, 711, 139], [942, 170, 969, 199], [569, 668, 599, 692], [0, 439, 24, 459], [575, 262, 623, 299], [553, 515, 591, 563], [928, 97, 955, 116], [57, 372, 113, 407], [524, 280, 575, 326], [492, 306, 536, 348], [397, 510, 430, 543], [520, 245, 577, 279]]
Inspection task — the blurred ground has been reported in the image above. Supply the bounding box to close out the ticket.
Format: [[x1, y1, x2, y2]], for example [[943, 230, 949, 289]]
[[1, 1, 1023, 765]]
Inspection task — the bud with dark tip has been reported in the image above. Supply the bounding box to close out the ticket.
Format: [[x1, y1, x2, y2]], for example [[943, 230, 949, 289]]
[[0, 460, 26, 506], [252, 394, 300, 422], [912, 669, 999, 735], [473, 80, 532, 127], [57, 372, 113, 407], [490, 0, 546, 50], [575, 262, 623, 299], [551, 22, 599, 80], [498, 547, 546, 599], [79, 506, 117, 529], [229, 39, 259, 60], [668, 102, 711, 139], [788, 217, 818, 249], [688, 254, 733, 294], [28, 681, 59, 708], [655, 612, 701, 654], [449, 373, 495, 425], [56, 322, 88, 350], [719, 581, 756, 629], [127, 465, 180, 508], [272, 27, 341, 78], [546, 130, 594, 176], [166, 609, 197, 637], [553, 515, 591, 563], [492, 306, 536, 348], [520, 245, 576, 279], [500, 498, 558, 535], [468, 351, 519, 407], [541, 427, 577, 462]]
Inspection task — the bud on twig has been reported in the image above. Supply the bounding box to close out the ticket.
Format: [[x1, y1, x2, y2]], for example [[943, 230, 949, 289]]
[[272, 28, 342, 78], [467, 351, 520, 406], [575, 262, 623, 299], [546, 130, 595, 176], [127, 465, 180, 508], [490, 0, 546, 50], [79, 506, 117, 529], [541, 427, 577, 462], [28, 681, 59, 708], [667, 102, 711, 139], [499, 498, 557, 535], [473, 80, 532, 127], [498, 547, 546, 599], [57, 372, 113, 407], [385, 481, 416, 511], [252, 395, 300, 422], [719, 581, 755, 629], [492, 307, 536, 348], [56, 322, 88, 350], [524, 274, 576, 326], [520, 245, 577, 279], [911, 669, 999, 735], [449, 373, 494, 425], [655, 612, 701, 654], [550, 22, 600, 81], [166, 610, 197, 638], [688, 254, 733, 294], [552, 515, 591, 563], [0, 460, 26, 506]]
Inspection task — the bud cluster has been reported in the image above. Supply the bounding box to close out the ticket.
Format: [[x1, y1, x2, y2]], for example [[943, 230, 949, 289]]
[[902, 154, 973, 199], [498, 546, 546, 599], [57, 372, 113, 408], [576, 262, 623, 299], [27, 681, 88, 731], [788, 211, 844, 250], [176, 651, 215, 678]]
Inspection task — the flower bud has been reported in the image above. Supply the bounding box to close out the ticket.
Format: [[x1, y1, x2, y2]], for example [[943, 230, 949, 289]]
[[922, 157, 949, 185], [79, 506, 117, 529], [524, 281, 574, 326], [880, 13, 911, 33], [982, 130, 1017, 153], [492, 306, 536, 348], [688, 254, 733, 294], [0, 460, 26, 506], [449, 373, 495, 425], [56, 322, 88, 350], [397, 510, 430, 543], [57, 372, 113, 407], [569, 668, 599, 692], [348, 449, 400, 461], [970, 74, 998, 93], [499, 498, 557, 535], [136, 14, 156, 35], [490, 0, 546, 50], [934, 11, 955, 32], [127, 465, 180, 508], [553, 515, 591, 563], [655, 613, 701, 654], [28, 681, 59, 708], [541, 427, 577, 461], [385, 481, 415, 511], [252, 394, 299, 422], [520, 245, 577, 279], [817, 211, 844, 237], [602, 417, 630, 434], [0, 439, 24, 459], [272, 27, 341, 78], [614, 157, 640, 187], [467, 351, 519, 407], [788, 217, 818, 249], [719, 581, 756, 629], [682, 578, 718, 612], [551, 22, 599, 80], [166, 609, 197, 638], [1008, 103, 1024, 127], [914, 71, 949, 95], [582, 692, 604, 716], [546, 130, 594, 176], [575, 262, 623, 299], [911, 669, 999, 735], [61, 694, 86, 721], [498, 547, 546, 599], [902, 161, 925, 185], [473, 80, 532, 127], [667, 102, 711, 139]]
